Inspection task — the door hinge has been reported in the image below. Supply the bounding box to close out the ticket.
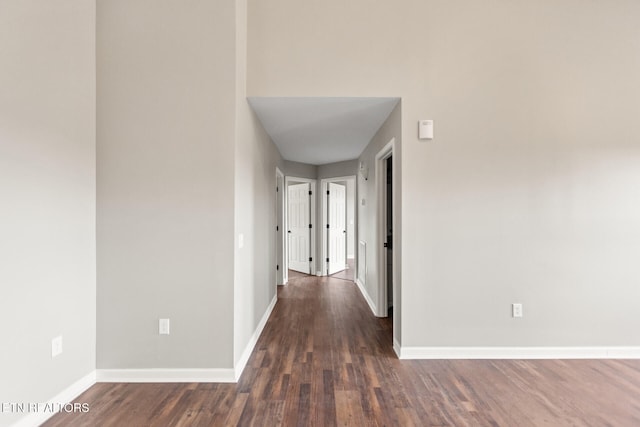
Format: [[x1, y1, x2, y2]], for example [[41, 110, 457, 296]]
[[276, 186, 279, 192], [309, 224, 312, 228], [326, 190, 330, 195], [276, 264, 279, 270], [383, 242, 388, 248], [309, 190, 312, 196], [326, 257, 329, 262], [309, 257, 313, 262], [326, 224, 330, 229], [276, 225, 279, 231]]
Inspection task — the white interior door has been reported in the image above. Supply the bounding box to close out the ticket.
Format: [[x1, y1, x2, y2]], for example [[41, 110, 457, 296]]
[[288, 183, 310, 274], [328, 183, 346, 275]]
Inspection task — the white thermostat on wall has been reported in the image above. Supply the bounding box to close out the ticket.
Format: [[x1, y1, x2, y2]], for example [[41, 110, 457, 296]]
[[419, 120, 434, 140]]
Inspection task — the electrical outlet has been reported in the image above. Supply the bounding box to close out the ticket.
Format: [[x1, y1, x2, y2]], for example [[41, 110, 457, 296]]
[[51, 336, 63, 358], [512, 303, 523, 318], [159, 319, 170, 335]]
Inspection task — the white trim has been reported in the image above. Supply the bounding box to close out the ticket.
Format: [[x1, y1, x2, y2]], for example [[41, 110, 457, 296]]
[[234, 295, 277, 380], [393, 338, 401, 358], [11, 371, 96, 427], [357, 241, 366, 290], [375, 138, 394, 318], [355, 278, 377, 316], [96, 368, 235, 383], [284, 176, 317, 276], [275, 168, 285, 286], [396, 346, 640, 360], [320, 175, 356, 182]]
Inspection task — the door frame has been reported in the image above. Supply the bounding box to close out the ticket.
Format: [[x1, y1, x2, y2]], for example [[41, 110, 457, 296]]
[[284, 176, 317, 278], [376, 139, 394, 318], [320, 175, 357, 277], [275, 167, 285, 286]]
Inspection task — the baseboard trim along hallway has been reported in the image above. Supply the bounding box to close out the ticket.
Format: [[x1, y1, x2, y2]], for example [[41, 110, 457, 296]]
[[11, 371, 96, 427], [234, 295, 278, 380], [94, 296, 279, 385], [355, 278, 377, 315], [397, 346, 640, 359], [95, 369, 236, 383]]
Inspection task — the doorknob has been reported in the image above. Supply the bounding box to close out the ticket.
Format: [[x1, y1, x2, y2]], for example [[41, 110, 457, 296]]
[[288, 230, 292, 233]]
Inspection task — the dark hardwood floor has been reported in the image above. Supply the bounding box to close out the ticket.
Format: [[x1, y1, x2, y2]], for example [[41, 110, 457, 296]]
[[287, 268, 311, 280], [44, 275, 640, 426], [329, 258, 355, 282]]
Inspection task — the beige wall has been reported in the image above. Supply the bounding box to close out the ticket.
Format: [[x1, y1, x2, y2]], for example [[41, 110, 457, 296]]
[[249, 0, 640, 347], [234, 0, 285, 368], [0, 1, 96, 425], [284, 160, 317, 180], [97, 0, 236, 369], [317, 159, 358, 179]]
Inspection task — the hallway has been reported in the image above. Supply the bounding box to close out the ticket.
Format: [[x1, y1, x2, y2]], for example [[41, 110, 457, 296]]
[[44, 275, 640, 426]]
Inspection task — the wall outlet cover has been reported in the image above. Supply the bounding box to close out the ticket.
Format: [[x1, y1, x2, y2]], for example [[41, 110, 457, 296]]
[[512, 303, 523, 318]]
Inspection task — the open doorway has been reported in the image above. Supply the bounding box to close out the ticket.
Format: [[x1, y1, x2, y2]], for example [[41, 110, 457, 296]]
[[385, 156, 393, 315], [376, 139, 394, 318], [321, 176, 356, 281], [284, 176, 316, 279]]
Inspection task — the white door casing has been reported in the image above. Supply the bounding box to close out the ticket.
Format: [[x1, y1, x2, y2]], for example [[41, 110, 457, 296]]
[[376, 139, 394, 318], [288, 183, 311, 274], [276, 168, 285, 285], [328, 182, 347, 275]]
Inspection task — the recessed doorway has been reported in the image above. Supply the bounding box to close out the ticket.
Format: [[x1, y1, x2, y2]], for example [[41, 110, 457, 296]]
[[321, 176, 356, 281], [376, 139, 394, 319], [284, 176, 316, 278]]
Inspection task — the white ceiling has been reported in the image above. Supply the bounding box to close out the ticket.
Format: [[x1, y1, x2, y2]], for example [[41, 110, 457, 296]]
[[248, 97, 399, 166]]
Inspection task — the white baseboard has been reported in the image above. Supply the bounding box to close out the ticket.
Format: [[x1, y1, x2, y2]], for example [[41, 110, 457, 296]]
[[234, 295, 278, 380], [96, 368, 236, 383], [393, 338, 401, 358], [96, 297, 279, 384], [355, 278, 377, 316], [397, 346, 640, 360], [11, 370, 96, 427]]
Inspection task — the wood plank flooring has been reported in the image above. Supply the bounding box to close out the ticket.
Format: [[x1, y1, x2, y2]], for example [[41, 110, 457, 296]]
[[329, 258, 355, 282], [44, 275, 640, 426]]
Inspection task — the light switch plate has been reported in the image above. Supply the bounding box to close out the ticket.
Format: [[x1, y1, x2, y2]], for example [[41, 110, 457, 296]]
[[51, 336, 63, 358]]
